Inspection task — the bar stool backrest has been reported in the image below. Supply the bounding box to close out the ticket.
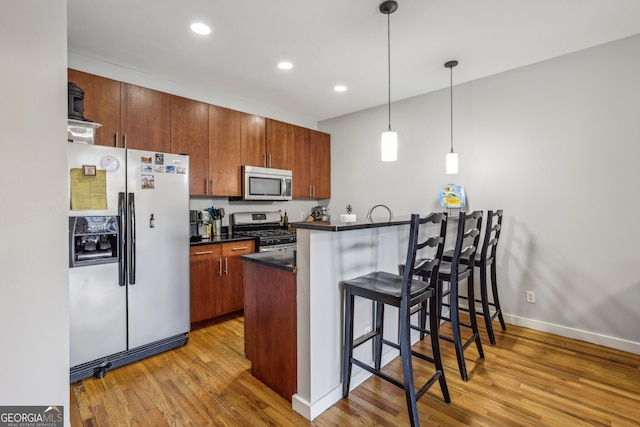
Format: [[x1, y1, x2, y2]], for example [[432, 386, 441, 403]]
[[479, 210, 503, 265], [450, 210, 483, 277], [408, 212, 448, 287]]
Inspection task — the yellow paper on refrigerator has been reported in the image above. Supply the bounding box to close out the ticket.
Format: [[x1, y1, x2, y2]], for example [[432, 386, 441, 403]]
[[70, 168, 108, 210]]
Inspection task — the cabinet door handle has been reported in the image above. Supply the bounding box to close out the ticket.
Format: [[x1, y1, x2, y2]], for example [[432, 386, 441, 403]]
[[231, 246, 249, 251], [115, 132, 119, 148], [205, 179, 209, 195], [123, 133, 127, 148], [210, 179, 214, 195], [268, 154, 272, 168], [309, 185, 313, 198], [194, 250, 213, 256], [218, 258, 223, 276], [224, 257, 228, 275]]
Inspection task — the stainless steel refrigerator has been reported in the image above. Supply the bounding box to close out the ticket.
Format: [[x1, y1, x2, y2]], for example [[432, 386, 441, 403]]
[[68, 142, 190, 382]]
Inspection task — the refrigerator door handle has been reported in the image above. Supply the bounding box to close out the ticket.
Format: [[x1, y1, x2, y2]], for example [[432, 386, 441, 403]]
[[118, 192, 127, 286], [128, 192, 136, 284]]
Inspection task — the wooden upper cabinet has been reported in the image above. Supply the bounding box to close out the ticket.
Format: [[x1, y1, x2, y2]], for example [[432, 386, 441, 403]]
[[292, 125, 311, 198], [67, 69, 171, 152], [310, 130, 331, 199], [68, 69, 328, 198], [210, 105, 242, 196], [241, 117, 293, 169], [120, 83, 171, 152], [265, 119, 293, 170], [240, 113, 267, 168], [292, 127, 330, 199], [67, 69, 121, 147], [171, 96, 209, 195]]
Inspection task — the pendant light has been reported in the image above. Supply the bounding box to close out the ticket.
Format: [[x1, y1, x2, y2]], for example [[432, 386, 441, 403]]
[[380, 1, 398, 162], [445, 60, 459, 174]]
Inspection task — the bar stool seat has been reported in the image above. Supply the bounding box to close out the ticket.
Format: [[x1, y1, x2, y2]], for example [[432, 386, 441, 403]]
[[341, 213, 450, 427]]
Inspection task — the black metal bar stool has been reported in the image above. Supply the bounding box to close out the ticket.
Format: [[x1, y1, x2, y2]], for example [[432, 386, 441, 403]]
[[341, 212, 450, 427], [438, 210, 484, 381], [406, 211, 485, 381], [455, 209, 506, 344]]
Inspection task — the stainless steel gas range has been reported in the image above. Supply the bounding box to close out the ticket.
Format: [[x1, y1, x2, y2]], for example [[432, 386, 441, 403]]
[[230, 211, 296, 252]]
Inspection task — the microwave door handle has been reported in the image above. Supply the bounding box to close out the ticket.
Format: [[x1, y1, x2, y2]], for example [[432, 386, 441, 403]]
[[282, 177, 286, 197]]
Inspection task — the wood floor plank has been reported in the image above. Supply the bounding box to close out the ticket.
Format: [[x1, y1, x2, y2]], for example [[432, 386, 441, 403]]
[[71, 317, 640, 426]]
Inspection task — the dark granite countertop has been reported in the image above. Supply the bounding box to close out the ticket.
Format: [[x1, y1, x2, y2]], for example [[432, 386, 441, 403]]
[[241, 248, 296, 273], [292, 216, 411, 232], [190, 234, 256, 246]]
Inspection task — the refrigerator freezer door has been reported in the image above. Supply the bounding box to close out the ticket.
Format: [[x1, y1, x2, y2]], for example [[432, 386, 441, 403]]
[[67, 142, 126, 217], [69, 142, 128, 369], [69, 263, 127, 366], [126, 149, 190, 349]]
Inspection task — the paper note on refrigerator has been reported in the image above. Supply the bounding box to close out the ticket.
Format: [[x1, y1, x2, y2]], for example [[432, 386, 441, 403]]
[[70, 168, 108, 210]]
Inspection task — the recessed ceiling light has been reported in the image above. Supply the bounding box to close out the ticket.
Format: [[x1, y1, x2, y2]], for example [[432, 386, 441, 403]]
[[190, 22, 211, 35], [334, 85, 347, 92], [277, 61, 293, 70]]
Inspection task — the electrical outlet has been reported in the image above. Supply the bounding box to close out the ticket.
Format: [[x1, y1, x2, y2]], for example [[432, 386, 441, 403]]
[[526, 290, 536, 303], [300, 212, 306, 220]]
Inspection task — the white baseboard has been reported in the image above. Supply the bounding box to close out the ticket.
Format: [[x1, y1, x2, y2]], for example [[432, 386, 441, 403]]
[[292, 343, 402, 420], [504, 314, 640, 355]]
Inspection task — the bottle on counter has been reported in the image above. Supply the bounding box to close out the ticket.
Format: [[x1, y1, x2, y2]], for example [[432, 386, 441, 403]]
[[283, 210, 289, 229]]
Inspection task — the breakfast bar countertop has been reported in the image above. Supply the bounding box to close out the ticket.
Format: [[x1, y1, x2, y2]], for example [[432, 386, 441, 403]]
[[241, 248, 296, 273], [291, 216, 411, 232]]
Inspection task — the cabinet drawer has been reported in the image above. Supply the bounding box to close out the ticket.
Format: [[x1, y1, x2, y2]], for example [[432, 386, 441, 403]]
[[222, 241, 255, 257], [190, 246, 220, 259]]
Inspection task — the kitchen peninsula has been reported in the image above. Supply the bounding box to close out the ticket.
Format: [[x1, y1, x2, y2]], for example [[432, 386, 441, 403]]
[[243, 216, 409, 420], [242, 249, 297, 400]]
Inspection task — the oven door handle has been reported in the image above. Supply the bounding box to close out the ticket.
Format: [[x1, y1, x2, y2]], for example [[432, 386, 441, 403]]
[[259, 243, 296, 253]]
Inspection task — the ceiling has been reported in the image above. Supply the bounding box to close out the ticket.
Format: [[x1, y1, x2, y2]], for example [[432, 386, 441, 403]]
[[68, 0, 640, 123]]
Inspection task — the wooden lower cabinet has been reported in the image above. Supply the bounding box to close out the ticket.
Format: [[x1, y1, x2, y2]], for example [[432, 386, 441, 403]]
[[189, 246, 222, 324], [189, 240, 255, 327], [221, 242, 254, 313]]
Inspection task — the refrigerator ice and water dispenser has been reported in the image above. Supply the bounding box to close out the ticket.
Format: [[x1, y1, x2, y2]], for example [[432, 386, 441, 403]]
[[69, 216, 119, 267]]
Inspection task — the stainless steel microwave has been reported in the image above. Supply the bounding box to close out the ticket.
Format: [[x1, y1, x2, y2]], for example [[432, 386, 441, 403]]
[[242, 165, 292, 201]]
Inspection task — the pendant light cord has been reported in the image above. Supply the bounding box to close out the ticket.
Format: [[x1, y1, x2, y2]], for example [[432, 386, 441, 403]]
[[387, 11, 392, 131], [449, 65, 453, 153]]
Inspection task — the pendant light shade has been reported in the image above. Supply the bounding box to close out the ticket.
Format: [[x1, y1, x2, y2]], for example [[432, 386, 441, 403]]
[[381, 130, 398, 161], [446, 151, 458, 174], [445, 60, 459, 174], [380, 1, 398, 162]]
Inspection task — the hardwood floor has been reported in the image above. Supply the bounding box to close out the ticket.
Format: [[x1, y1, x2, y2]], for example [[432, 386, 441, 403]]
[[71, 317, 640, 426]]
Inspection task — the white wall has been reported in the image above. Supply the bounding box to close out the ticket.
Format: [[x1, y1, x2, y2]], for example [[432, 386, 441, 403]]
[[321, 35, 640, 353], [0, 0, 70, 422]]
